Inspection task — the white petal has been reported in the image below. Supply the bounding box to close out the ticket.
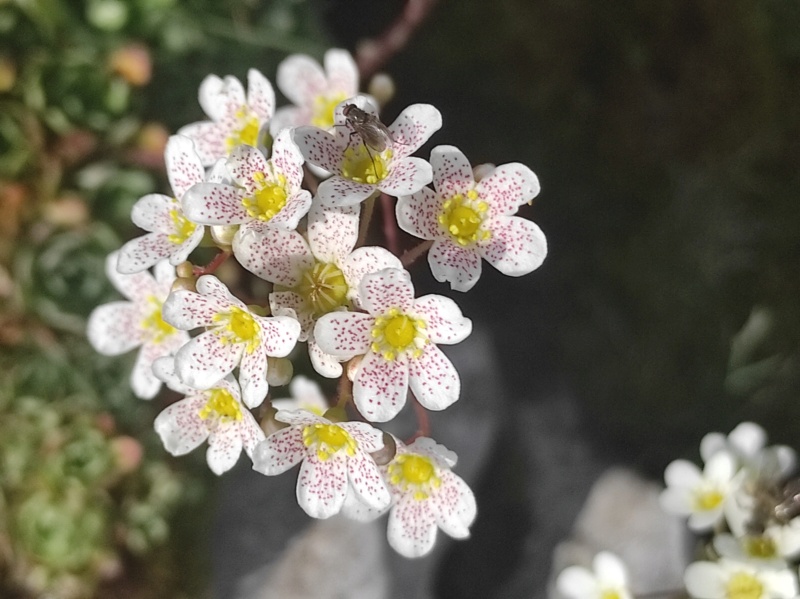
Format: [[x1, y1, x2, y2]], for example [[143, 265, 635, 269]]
[[154, 395, 209, 456], [251, 427, 306, 475], [174, 331, 243, 390], [359, 267, 415, 315], [478, 216, 547, 277], [206, 427, 244, 475], [408, 344, 461, 412], [684, 562, 726, 599], [427, 240, 483, 292], [387, 104, 442, 160], [296, 454, 347, 519], [166, 135, 205, 198], [474, 162, 540, 216], [86, 302, 143, 355], [430, 145, 475, 197], [412, 294, 472, 344], [307, 202, 359, 264]]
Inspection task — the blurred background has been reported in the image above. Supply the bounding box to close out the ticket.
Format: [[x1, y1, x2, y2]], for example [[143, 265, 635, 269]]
[[1, 0, 799, 597]]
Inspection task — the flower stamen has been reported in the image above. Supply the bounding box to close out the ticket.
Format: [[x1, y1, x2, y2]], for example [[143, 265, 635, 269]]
[[438, 189, 491, 247], [212, 306, 261, 353], [302, 423, 357, 461], [295, 262, 349, 317], [198, 388, 243, 424], [388, 454, 441, 501], [341, 145, 391, 184], [370, 308, 428, 361]]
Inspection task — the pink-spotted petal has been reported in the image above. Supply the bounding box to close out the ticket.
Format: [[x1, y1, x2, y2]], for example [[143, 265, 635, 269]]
[[257, 315, 301, 357], [313, 311, 373, 360], [297, 454, 348, 519], [324, 48, 358, 96], [266, 189, 312, 230], [359, 268, 415, 315], [182, 182, 248, 225], [206, 427, 245, 475], [408, 344, 460, 411], [478, 216, 547, 277], [198, 74, 240, 121], [378, 157, 432, 197], [270, 290, 312, 339], [177, 121, 226, 167], [166, 135, 205, 198], [387, 495, 439, 558], [317, 176, 375, 208], [233, 226, 312, 286], [174, 331, 243, 390], [131, 339, 178, 399], [152, 355, 196, 395], [130, 193, 175, 234], [154, 394, 209, 456], [239, 412, 267, 457], [292, 127, 342, 173], [117, 233, 176, 274], [475, 163, 540, 216], [274, 409, 325, 426], [433, 471, 476, 539], [169, 225, 205, 266], [431, 145, 475, 197], [195, 275, 243, 307], [307, 202, 360, 264], [270, 106, 308, 136], [427, 240, 483, 293], [347, 452, 391, 510], [162, 290, 224, 330], [87, 302, 144, 355], [270, 129, 305, 189], [340, 247, 402, 308], [412, 294, 472, 344], [252, 427, 306, 475], [308, 339, 343, 378], [246, 68, 275, 121], [227, 144, 268, 188], [352, 351, 410, 422], [339, 421, 385, 453], [396, 187, 441, 240], [239, 343, 269, 408], [388, 104, 442, 160], [106, 252, 158, 300], [277, 54, 327, 107]]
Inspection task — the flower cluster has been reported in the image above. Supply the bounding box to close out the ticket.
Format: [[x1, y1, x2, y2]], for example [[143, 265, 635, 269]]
[[87, 49, 547, 558], [661, 422, 800, 599]]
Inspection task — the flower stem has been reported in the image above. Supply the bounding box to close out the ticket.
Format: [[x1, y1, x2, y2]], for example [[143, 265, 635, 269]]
[[336, 374, 353, 409], [406, 394, 430, 443], [357, 195, 376, 248], [192, 250, 231, 276], [401, 240, 433, 268], [381, 192, 400, 256]]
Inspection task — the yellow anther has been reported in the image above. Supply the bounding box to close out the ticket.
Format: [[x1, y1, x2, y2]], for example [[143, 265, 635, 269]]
[[198, 388, 243, 423], [439, 189, 492, 247], [341, 146, 391, 184], [744, 536, 777, 559], [370, 308, 428, 361], [693, 488, 724, 511], [168, 208, 197, 245], [302, 423, 357, 461], [726, 572, 763, 599], [312, 92, 348, 129], [212, 306, 260, 353], [387, 454, 440, 501], [140, 296, 177, 343], [295, 262, 349, 317], [242, 173, 288, 222], [225, 106, 261, 151]]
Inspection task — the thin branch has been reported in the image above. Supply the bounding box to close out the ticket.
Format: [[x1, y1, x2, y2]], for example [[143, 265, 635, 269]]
[[406, 394, 431, 443], [192, 250, 231, 276], [357, 195, 376, 248], [401, 240, 433, 268], [381, 192, 400, 256]]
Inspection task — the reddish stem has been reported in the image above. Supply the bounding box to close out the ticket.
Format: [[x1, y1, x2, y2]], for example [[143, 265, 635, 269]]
[[401, 240, 433, 268], [356, 0, 440, 79], [381, 192, 400, 256], [192, 250, 231, 276], [406, 394, 431, 443], [356, 195, 376, 248], [335, 373, 353, 409]]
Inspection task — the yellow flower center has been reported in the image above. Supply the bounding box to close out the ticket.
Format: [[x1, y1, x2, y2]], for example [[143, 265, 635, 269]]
[[212, 306, 260, 353], [225, 106, 261, 151], [439, 189, 491, 247], [167, 207, 197, 245], [140, 296, 177, 343], [693, 488, 724, 511], [744, 535, 777, 559], [388, 454, 441, 501], [370, 308, 428, 361], [312, 92, 348, 129], [600, 592, 622, 599], [726, 572, 763, 599], [198, 388, 243, 423], [341, 145, 391, 184], [295, 262, 349, 317], [302, 423, 357, 462], [241, 172, 288, 222]]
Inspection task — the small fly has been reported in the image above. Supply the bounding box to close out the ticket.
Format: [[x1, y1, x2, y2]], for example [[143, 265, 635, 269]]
[[341, 104, 394, 153]]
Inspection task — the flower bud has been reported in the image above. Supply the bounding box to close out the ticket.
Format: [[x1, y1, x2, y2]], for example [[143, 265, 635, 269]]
[[370, 432, 397, 465], [175, 261, 194, 279], [171, 277, 196, 293], [266, 356, 293, 387], [0, 55, 16, 92], [210, 224, 238, 248], [368, 73, 395, 108], [472, 163, 496, 182]]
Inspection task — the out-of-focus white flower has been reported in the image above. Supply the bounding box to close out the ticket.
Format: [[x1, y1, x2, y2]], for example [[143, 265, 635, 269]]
[[684, 559, 797, 599], [556, 552, 633, 599], [271, 375, 329, 415], [701, 422, 796, 480], [659, 451, 738, 531]]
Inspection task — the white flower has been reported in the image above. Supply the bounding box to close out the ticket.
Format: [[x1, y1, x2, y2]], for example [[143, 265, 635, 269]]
[[182, 129, 311, 250], [701, 422, 796, 479], [271, 375, 329, 415], [233, 201, 401, 378], [87, 253, 189, 399], [151, 357, 265, 475], [556, 552, 633, 599], [314, 267, 472, 422], [270, 48, 359, 135], [684, 559, 797, 599], [117, 135, 214, 274], [251, 410, 391, 519], [659, 451, 737, 531], [713, 531, 799, 569], [178, 69, 275, 165], [344, 437, 476, 559], [161, 274, 301, 408], [293, 95, 440, 207], [396, 145, 547, 292]]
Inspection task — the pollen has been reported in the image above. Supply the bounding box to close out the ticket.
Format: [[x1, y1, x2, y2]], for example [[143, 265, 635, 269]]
[[388, 454, 441, 501], [302, 423, 357, 461], [726, 572, 763, 599], [693, 488, 724, 511], [242, 172, 288, 222], [212, 306, 260, 353], [438, 189, 491, 247], [312, 92, 348, 129], [198, 388, 243, 423], [140, 296, 177, 343], [295, 261, 349, 317], [341, 145, 391, 184], [225, 106, 261, 151], [370, 308, 428, 361], [600, 591, 622, 599], [744, 535, 777, 559], [167, 207, 197, 245]]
